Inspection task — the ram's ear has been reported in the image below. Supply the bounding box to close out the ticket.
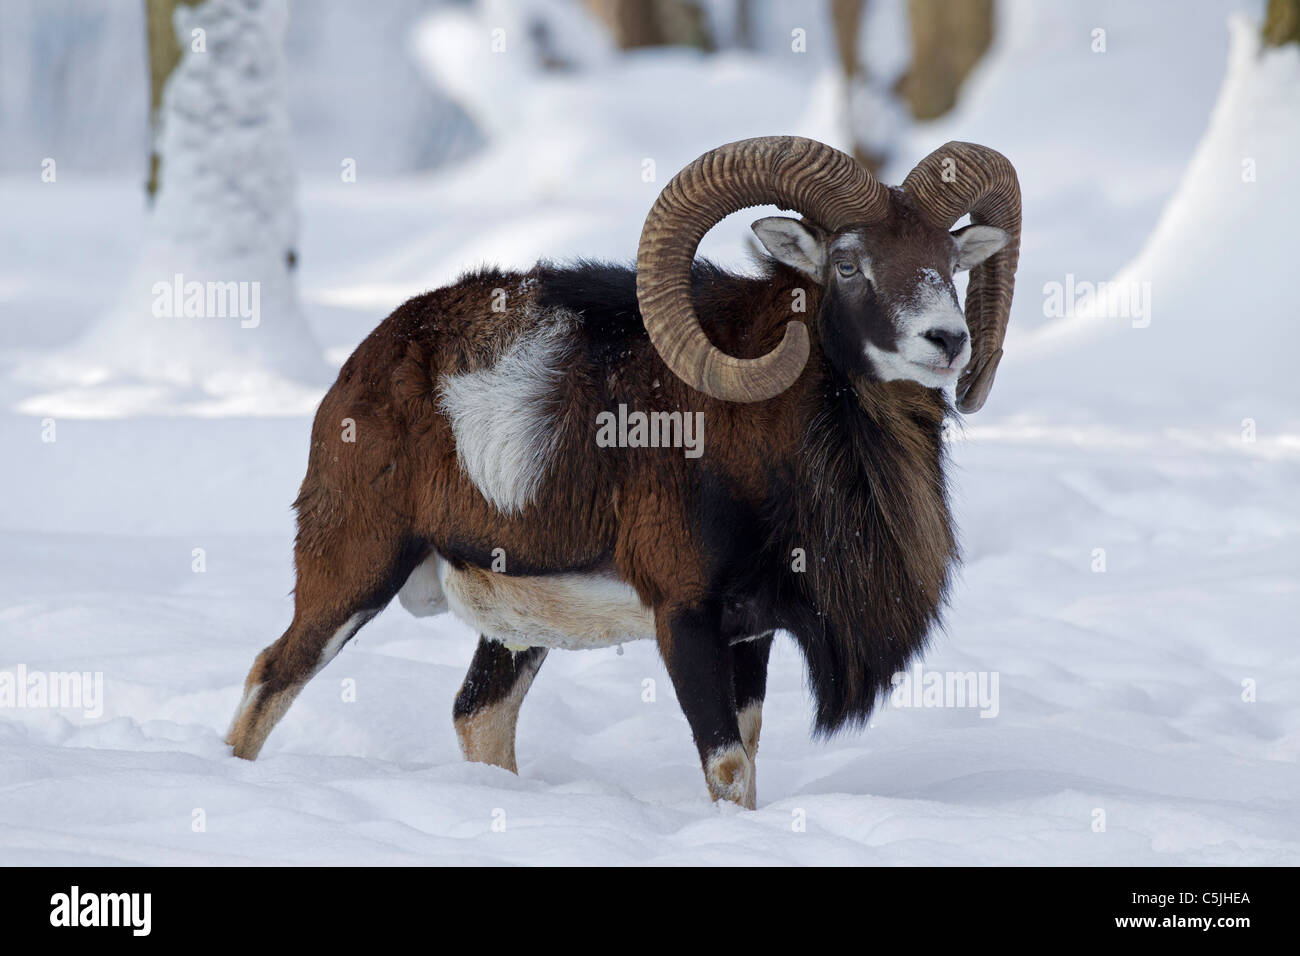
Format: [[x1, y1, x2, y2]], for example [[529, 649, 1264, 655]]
[[951, 224, 1010, 272], [751, 216, 826, 280]]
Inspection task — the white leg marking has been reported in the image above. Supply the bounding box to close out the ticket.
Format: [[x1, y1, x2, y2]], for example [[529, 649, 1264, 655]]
[[227, 612, 369, 758], [455, 664, 539, 773], [313, 612, 367, 677], [705, 743, 756, 810], [738, 702, 763, 761], [227, 682, 263, 739]]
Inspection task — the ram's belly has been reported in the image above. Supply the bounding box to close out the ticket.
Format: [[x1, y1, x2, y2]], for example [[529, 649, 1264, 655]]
[[439, 562, 656, 651]]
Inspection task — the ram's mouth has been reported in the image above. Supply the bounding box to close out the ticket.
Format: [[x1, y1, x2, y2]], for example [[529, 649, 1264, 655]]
[[913, 360, 961, 378]]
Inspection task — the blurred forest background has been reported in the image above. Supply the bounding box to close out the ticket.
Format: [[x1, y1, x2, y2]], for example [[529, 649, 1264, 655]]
[[10, 0, 1292, 181], [1, 0, 1032, 179], [3, 0, 1293, 413], [1, 1, 1298, 866]]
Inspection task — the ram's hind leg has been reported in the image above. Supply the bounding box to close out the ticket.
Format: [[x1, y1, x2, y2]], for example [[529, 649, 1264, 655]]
[[227, 491, 426, 760], [454, 638, 547, 773], [734, 632, 774, 764]]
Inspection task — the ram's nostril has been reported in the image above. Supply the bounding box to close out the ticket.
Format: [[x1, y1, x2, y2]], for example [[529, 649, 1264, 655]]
[[923, 328, 968, 363]]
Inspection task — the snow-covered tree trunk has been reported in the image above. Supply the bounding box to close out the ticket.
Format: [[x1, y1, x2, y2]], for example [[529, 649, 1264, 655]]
[[31, 0, 327, 415], [145, 0, 200, 202], [1019, 14, 1300, 425], [830, 0, 887, 174]]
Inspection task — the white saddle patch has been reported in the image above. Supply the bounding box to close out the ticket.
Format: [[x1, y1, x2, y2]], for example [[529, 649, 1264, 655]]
[[437, 309, 576, 514], [435, 560, 655, 651]]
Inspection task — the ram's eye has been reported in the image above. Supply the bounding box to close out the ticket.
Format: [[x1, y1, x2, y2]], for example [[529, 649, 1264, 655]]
[[835, 261, 858, 278]]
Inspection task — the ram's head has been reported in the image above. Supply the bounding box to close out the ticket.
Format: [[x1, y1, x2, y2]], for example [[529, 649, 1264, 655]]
[[636, 137, 1022, 412]]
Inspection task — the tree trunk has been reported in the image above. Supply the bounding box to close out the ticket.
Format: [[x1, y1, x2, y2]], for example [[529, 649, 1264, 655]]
[[584, 0, 714, 51], [897, 0, 994, 121], [1262, 0, 1300, 47], [831, 0, 865, 79], [145, 0, 202, 201], [734, 0, 755, 49]]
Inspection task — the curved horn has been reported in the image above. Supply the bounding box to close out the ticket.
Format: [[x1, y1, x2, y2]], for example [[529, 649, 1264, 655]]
[[902, 142, 1021, 413], [637, 136, 890, 403]]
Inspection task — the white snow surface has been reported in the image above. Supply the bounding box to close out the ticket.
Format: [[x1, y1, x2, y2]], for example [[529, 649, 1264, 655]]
[[0, 1, 1297, 865]]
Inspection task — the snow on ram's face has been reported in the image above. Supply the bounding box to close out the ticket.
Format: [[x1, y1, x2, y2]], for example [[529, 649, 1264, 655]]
[[859, 263, 972, 389]]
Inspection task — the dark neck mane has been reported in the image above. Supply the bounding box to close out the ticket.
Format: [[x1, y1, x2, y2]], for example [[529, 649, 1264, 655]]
[[779, 369, 956, 734]]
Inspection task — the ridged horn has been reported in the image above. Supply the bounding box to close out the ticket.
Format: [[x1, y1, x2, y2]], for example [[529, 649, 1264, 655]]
[[902, 142, 1021, 413], [636, 136, 890, 403]]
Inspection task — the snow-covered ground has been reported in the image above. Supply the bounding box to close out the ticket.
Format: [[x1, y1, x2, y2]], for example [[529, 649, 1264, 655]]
[[1, 0, 1296, 864]]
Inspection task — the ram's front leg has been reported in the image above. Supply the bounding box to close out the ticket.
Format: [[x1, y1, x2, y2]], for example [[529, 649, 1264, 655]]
[[733, 632, 773, 765], [658, 606, 755, 809]]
